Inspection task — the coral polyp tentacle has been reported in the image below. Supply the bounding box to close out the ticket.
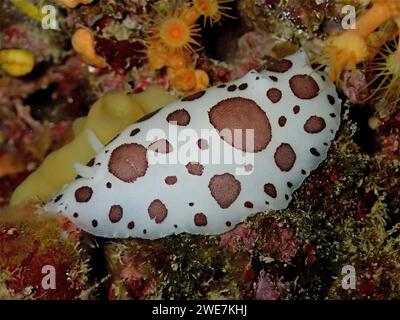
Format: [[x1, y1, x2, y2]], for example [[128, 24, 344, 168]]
[[366, 34, 400, 113]]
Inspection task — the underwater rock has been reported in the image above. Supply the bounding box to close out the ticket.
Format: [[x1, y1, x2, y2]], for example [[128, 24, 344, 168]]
[[0, 204, 94, 299]]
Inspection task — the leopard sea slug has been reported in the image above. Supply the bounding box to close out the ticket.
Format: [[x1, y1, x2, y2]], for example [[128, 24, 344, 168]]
[[45, 50, 341, 239]]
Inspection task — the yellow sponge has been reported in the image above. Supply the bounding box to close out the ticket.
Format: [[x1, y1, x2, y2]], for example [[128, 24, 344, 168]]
[[10, 86, 175, 207]]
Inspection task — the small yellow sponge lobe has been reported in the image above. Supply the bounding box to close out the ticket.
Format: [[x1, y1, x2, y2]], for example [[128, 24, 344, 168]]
[[0, 49, 35, 77], [10, 86, 176, 207]]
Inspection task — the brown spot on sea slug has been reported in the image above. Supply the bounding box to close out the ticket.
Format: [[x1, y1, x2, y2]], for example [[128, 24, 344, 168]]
[[75, 186, 93, 203], [209, 97, 272, 153], [182, 90, 205, 101], [108, 143, 148, 183], [167, 109, 191, 126], [109, 205, 123, 223], [289, 75, 319, 99], [186, 162, 204, 176], [148, 199, 168, 223], [165, 176, 177, 185], [264, 183, 277, 198], [194, 213, 208, 226], [265, 59, 293, 73], [274, 143, 296, 172], [209, 173, 241, 209], [267, 88, 282, 103], [304, 116, 326, 133]]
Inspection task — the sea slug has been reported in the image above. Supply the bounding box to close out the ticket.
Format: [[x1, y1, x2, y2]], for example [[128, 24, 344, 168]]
[[45, 50, 341, 239]]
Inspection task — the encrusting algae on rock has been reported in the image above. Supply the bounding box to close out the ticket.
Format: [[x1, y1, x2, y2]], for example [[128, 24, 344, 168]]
[[0, 203, 96, 299]]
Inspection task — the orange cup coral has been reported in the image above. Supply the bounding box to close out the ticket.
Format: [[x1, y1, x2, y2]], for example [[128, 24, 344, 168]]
[[145, 0, 233, 92], [168, 67, 198, 92], [325, 0, 400, 82], [165, 51, 192, 69], [150, 9, 201, 54], [194, 69, 210, 91], [146, 40, 169, 70]]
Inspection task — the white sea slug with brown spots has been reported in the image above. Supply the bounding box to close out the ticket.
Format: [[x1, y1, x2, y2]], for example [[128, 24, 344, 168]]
[[45, 50, 341, 239]]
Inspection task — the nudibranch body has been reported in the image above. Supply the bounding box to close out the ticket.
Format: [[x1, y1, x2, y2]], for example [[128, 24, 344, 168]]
[[45, 50, 341, 239]]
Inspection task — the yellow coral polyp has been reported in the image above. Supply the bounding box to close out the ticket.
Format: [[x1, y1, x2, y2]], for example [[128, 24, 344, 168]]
[[192, 0, 233, 25], [386, 51, 400, 76], [326, 31, 369, 82], [168, 67, 210, 92], [57, 0, 94, 9], [147, 40, 192, 71], [365, 36, 400, 113], [151, 7, 201, 54], [325, 0, 400, 82], [0, 49, 35, 77], [159, 17, 200, 52], [145, 2, 213, 92], [72, 28, 107, 68], [163, 19, 189, 47], [168, 67, 197, 92], [165, 51, 191, 69], [146, 40, 168, 70], [194, 69, 210, 91]]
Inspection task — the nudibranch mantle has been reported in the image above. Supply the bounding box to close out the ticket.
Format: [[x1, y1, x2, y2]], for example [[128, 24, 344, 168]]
[[45, 50, 341, 239]]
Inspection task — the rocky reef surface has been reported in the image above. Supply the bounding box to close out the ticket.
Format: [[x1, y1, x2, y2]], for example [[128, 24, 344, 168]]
[[0, 0, 399, 299]]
